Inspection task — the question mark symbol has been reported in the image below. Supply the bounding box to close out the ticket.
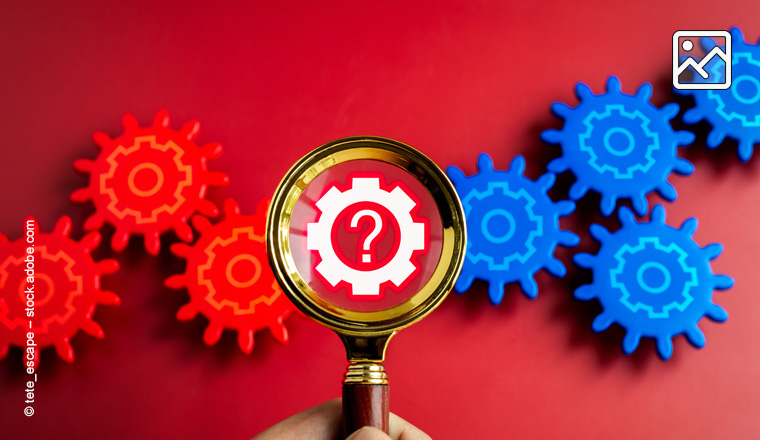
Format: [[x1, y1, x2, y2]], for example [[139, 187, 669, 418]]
[[349, 209, 383, 263]]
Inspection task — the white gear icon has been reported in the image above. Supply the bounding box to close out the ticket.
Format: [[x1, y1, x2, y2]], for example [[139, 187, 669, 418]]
[[307, 177, 426, 296]]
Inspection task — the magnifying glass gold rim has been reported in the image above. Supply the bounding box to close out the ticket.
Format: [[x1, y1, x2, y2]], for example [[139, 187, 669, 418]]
[[266, 136, 466, 336]]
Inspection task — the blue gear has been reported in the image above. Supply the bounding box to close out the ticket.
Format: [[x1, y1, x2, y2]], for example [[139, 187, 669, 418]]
[[678, 27, 760, 162], [542, 76, 695, 217], [447, 154, 579, 304], [574, 205, 733, 360]]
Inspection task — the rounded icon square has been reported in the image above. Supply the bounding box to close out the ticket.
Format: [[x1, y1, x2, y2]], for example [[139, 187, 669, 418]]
[[673, 30, 732, 90]]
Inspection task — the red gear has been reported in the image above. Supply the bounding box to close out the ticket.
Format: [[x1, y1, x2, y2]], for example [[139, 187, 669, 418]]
[[165, 198, 295, 353], [71, 109, 229, 255], [0, 217, 120, 368]]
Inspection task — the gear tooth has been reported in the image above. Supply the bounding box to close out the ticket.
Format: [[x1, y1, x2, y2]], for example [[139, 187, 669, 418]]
[[635, 82, 653, 101], [660, 103, 680, 120], [674, 158, 695, 175], [575, 82, 594, 101], [111, 229, 130, 252], [574, 284, 597, 300], [201, 142, 223, 160], [176, 303, 198, 321], [203, 322, 224, 346], [591, 312, 614, 332], [706, 303, 729, 322], [606, 76, 622, 94], [677, 130, 695, 146], [702, 243, 723, 260], [550, 102, 573, 118], [352, 177, 380, 192], [192, 215, 213, 233], [656, 337, 674, 360], [631, 193, 648, 217], [713, 274, 734, 290], [707, 129, 727, 148], [96, 259, 119, 275], [56, 338, 75, 363], [165, 274, 187, 289], [509, 155, 526, 175], [73, 158, 94, 173], [314, 261, 341, 286], [96, 290, 121, 306], [600, 193, 618, 217], [207, 171, 230, 187], [170, 243, 194, 258], [389, 186, 416, 212], [83, 213, 105, 231], [682, 108, 704, 124], [547, 157, 570, 173], [122, 113, 139, 131], [588, 224, 610, 242], [391, 260, 417, 286], [622, 331, 642, 354], [174, 222, 194, 243], [545, 257, 566, 277], [180, 119, 201, 141], [699, 36, 720, 52], [82, 319, 105, 339], [685, 326, 706, 348], [657, 182, 677, 202], [541, 129, 563, 144], [617, 206, 636, 226], [269, 321, 289, 344], [559, 230, 580, 247], [568, 181, 589, 200], [536, 173, 555, 191], [574, 253, 596, 269], [488, 281, 506, 305], [729, 26, 744, 42], [446, 166, 467, 185], [153, 109, 170, 128], [80, 231, 102, 253], [680, 217, 698, 236], [477, 153, 495, 172], [738, 139, 755, 162], [519, 276, 539, 299], [650, 204, 666, 224], [315, 186, 343, 212], [70, 188, 92, 203], [454, 272, 475, 293], [54, 216, 72, 237], [92, 131, 112, 149], [556, 200, 576, 216], [238, 329, 255, 354], [144, 231, 161, 255]]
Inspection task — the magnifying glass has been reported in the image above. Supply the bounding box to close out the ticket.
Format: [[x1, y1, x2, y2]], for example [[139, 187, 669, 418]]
[[267, 136, 466, 436]]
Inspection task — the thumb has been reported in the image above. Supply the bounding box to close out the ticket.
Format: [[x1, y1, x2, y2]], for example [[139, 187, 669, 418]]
[[346, 427, 393, 440]]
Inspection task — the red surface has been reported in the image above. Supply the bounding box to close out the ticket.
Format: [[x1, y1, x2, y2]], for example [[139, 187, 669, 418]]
[[1, 1, 759, 439]]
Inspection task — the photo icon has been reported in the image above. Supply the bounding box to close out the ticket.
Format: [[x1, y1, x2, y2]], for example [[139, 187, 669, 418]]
[[673, 30, 732, 90]]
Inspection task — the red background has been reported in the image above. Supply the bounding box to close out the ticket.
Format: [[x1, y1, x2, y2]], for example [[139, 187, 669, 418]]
[[1, 1, 759, 439]]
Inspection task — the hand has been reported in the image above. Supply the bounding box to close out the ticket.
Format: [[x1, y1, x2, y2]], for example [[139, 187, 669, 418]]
[[254, 398, 432, 440]]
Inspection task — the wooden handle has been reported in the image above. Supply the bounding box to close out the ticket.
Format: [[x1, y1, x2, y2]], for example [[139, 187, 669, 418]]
[[342, 383, 389, 437]]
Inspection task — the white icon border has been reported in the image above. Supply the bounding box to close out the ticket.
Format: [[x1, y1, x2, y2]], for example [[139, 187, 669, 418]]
[[672, 30, 732, 90]]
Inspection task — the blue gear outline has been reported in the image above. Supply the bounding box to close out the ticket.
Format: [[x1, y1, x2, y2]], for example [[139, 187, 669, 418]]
[[574, 205, 734, 360], [678, 27, 760, 162], [447, 154, 579, 304], [542, 76, 695, 217]]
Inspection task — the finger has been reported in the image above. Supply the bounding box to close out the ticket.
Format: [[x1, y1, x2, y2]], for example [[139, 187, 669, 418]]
[[346, 427, 393, 440], [254, 398, 342, 440], [389, 413, 432, 440]]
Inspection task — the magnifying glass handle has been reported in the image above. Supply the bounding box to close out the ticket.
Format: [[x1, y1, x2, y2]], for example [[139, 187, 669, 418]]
[[342, 362, 390, 437]]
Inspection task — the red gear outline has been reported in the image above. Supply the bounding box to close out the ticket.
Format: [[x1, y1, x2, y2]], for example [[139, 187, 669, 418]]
[[165, 198, 295, 353], [0, 217, 120, 368], [71, 109, 229, 255]]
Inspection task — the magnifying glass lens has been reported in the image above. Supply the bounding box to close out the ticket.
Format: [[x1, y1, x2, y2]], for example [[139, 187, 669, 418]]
[[289, 159, 443, 312]]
